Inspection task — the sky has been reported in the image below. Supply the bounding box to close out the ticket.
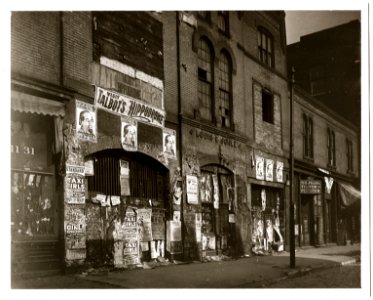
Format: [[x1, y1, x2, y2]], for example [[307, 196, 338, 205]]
[[285, 10, 361, 45]]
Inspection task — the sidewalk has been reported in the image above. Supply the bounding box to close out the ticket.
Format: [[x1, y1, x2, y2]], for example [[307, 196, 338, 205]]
[[11, 244, 360, 289]]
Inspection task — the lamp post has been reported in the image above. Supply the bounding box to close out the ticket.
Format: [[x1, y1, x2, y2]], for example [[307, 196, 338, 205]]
[[289, 67, 296, 268]]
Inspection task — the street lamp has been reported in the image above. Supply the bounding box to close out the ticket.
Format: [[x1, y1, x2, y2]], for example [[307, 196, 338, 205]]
[[289, 67, 296, 268]]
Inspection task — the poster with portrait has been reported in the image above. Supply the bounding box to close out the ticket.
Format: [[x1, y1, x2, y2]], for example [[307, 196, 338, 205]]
[[265, 159, 274, 182], [76, 100, 97, 143], [163, 128, 176, 160], [255, 156, 265, 180], [121, 116, 138, 152], [276, 161, 284, 183], [186, 175, 198, 205], [212, 174, 219, 209]]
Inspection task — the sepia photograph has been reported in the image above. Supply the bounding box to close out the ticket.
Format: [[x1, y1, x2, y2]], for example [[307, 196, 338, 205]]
[[4, 0, 370, 298]]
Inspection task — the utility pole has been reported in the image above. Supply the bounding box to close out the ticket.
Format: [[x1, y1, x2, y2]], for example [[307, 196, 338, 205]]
[[289, 67, 296, 268]]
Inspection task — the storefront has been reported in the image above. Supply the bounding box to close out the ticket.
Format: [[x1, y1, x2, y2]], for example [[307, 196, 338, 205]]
[[11, 91, 65, 276]]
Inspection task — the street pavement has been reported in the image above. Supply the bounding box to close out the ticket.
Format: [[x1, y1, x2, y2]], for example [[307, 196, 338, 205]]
[[10, 243, 360, 289]]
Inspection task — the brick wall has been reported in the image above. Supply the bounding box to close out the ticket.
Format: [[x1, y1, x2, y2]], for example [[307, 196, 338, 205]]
[[11, 12, 61, 84]]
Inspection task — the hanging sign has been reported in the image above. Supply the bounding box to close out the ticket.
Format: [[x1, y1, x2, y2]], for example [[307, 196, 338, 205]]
[[186, 175, 199, 205], [121, 117, 138, 152], [324, 177, 334, 194], [255, 156, 265, 180], [76, 100, 97, 142], [163, 128, 177, 160], [276, 161, 284, 183], [265, 159, 274, 182], [95, 86, 165, 127], [212, 175, 219, 209]]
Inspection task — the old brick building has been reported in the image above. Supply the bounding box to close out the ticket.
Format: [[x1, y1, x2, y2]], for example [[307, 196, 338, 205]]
[[11, 11, 292, 276]]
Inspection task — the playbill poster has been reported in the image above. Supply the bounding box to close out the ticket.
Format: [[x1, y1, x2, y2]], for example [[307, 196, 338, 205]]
[[163, 128, 176, 160], [76, 100, 97, 143], [121, 116, 138, 152]]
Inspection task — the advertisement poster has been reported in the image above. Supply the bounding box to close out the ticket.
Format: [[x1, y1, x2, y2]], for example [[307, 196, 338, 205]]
[[137, 208, 152, 242], [186, 174, 198, 205], [173, 180, 182, 205], [151, 209, 165, 240], [229, 214, 236, 224], [121, 117, 138, 152], [195, 213, 202, 243], [276, 161, 284, 183], [200, 174, 212, 203], [173, 211, 181, 222], [64, 206, 86, 250], [122, 208, 139, 266], [84, 159, 94, 176], [166, 221, 182, 254], [76, 100, 97, 142], [212, 174, 219, 209], [111, 195, 121, 206], [256, 156, 265, 180], [65, 165, 85, 204], [95, 86, 165, 127], [66, 249, 86, 261], [120, 160, 131, 196], [265, 159, 274, 182], [163, 128, 176, 160]]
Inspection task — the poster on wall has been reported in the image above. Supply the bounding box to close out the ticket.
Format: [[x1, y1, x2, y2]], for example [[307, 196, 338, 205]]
[[195, 213, 202, 243], [265, 159, 274, 182], [212, 175, 219, 209], [137, 208, 152, 242], [64, 206, 86, 252], [166, 221, 182, 254], [276, 161, 284, 183], [121, 116, 138, 152], [173, 211, 181, 222], [172, 180, 182, 205], [76, 100, 97, 143], [65, 165, 85, 204], [255, 156, 265, 180], [186, 175, 198, 205], [163, 128, 177, 160], [151, 209, 165, 240], [122, 208, 140, 266], [120, 160, 131, 196], [84, 159, 94, 176], [200, 174, 212, 203]]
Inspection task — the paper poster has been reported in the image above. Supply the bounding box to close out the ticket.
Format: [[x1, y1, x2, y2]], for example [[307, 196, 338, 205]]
[[120, 160, 131, 196], [265, 159, 274, 182], [276, 161, 284, 183], [186, 174, 198, 205], [163, 128, 177, 160], [195, 213, 202, 243], [200, 174, 212, 203], [173, 180, 182, 205], [121, 117, 138, 152], [64, 206, 86, 250], [66, 249, 86, 261], [64, 173, 85, 204], [111, 195, 121, 206], [76, 100, 97, 142], [212, 174, 219, 209], [151, 209, 165, 240], [261, 189, 266, 211], [173, 211, 181, 222], [122, 208, 138, 240], [166, 221, 182, 254], [137, 208, 152, 242], [122, 208, 140, 266], [229, 214, 236, 223], [256, 156, 265, 180], [84, 159, 94, 176]]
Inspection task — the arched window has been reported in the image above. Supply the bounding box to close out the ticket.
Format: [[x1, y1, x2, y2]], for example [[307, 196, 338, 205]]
[[198, 38, 214, 121], [218, 50, 233, 128]]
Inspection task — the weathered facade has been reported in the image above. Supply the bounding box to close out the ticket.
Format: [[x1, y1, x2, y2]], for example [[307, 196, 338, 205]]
[[292, 87, 360, 247], [11, 11, 293, 276]]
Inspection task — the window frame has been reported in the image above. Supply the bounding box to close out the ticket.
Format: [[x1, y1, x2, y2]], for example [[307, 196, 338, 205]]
[[302, 113, 314, 159], [327, 128, 336, 168], [218, 11, 230, 36], [262, 89, 274, 124], [218, 50, 233, 129], [257, 27, 274, 68]]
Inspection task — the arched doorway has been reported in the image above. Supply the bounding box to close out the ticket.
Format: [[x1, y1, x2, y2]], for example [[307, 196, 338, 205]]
[[85, 149, 170, 266], [199, 164, 235, 256]]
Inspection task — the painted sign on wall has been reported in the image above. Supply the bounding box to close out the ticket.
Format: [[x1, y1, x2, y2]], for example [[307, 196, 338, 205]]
[[76, 100, 97, 143], [95, 86, 165, 127]]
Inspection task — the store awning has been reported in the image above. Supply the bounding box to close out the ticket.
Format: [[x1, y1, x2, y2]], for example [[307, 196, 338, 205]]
[[338, 182, 361, 207], [11, 91, 65, 117]]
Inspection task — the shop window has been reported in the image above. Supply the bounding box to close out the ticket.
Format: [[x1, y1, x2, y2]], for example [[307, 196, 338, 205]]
[[303, 113, 314, 159], [257, 27, 274, 68], [218, 50, 233, 128], [327, 128, 336, 167], [262, 90, 274, 124], [198, 38, 214, 122], [11, 171, 56, 238]]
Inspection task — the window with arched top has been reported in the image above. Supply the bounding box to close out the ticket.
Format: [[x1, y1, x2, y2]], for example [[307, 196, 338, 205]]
[[198, 38, 214, 121], [218, 50, 233, 128]]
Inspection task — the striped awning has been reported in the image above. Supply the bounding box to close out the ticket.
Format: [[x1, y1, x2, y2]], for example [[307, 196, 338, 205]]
[[11, 90, 65, 117]]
